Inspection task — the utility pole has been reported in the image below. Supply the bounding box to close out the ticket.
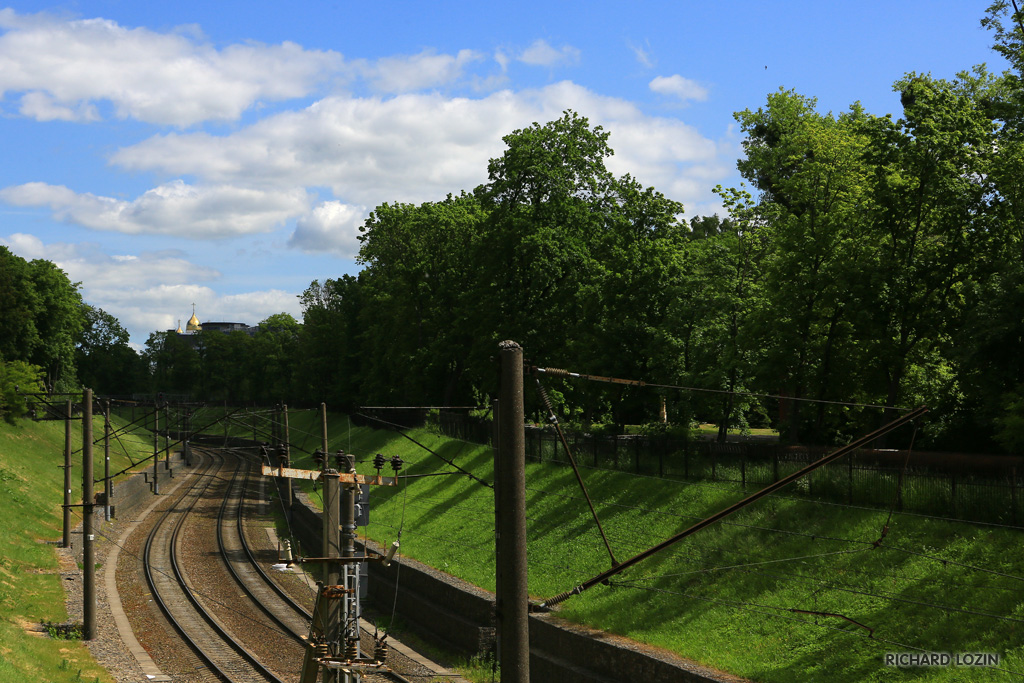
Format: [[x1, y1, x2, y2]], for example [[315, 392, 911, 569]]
[[82, 389, 96, 640], [104, 400, 111, 522], [152, 402, 160, 495], [283, 403, 292, 512], [340, 451, 360, 676], [164, 402, 170, 470], [62, 399, 73, 549], [275, 404, 396, 683], [497, 340, 529, 683], [491, 397, 502, 666]]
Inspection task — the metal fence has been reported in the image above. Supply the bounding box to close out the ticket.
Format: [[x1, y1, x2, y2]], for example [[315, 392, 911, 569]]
[[427, 412, 1024, 527]]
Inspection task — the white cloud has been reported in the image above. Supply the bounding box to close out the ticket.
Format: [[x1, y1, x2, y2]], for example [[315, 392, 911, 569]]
[[0, 76, 728, 257], [115, 83, 712, 194], [0, 9, 342, 126], [518, 39, 580, 67], [290, 201, 367, 257], [0, 181, 310, 238], [355, 49, 483, 93], [18, 91, 100, 122], [649, 74, 709, 103], [104, 81, 731, 249], [628, 40, 654, 69]]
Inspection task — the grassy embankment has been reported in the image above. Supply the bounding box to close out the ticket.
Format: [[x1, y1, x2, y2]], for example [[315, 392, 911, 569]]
[[0, 411, 156, 683], [277, 411, 1024, 683]]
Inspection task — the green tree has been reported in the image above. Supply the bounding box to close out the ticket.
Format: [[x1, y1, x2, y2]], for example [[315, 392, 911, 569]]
[[298, 276, 365, 406], [250, 313, 300, 404], [731, 90, 872, 442], [0, 359, 45, 422], [356, 193, 487, 405], [855, 73, 998, 439], [473, 111, 616, 377], [0, 248, 84, 391], [0, 247, 41, 365], [75, 305, 145, 395]]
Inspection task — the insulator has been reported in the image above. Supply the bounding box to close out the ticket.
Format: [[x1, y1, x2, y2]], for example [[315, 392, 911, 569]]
[[312, 449, 325, 467], [546, 367, 570, 378], [334, 449, 345, 470], [373, 452, 386, 472], [389, 455, 403, 473], [374, 640, 389, 663], [345, 640, 359, 661], [382, 540, 399, 567], [535, 379, 555, 413], [276, 443, 287, 464]]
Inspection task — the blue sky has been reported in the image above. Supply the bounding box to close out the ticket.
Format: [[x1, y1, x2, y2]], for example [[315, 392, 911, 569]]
[[0, 1, 1008, 348]]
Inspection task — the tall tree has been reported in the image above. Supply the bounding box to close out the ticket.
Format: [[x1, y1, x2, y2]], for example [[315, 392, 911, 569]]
[[732, 90, 872, 442], [75, 305, 145, 395], [856, 72, 998, 437], [356, 193, 487, 405]]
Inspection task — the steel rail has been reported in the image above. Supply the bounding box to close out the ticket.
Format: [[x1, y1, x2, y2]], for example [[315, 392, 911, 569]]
[[216, 449, 311, 645]]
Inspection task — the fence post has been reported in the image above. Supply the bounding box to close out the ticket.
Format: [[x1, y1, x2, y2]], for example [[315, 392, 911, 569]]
[[659, 438, 665, 479], [684, 439, 689, 479], [848, 456, 854, 504], [951, 473, 957, 518], [1013, 467, 1019, 526]]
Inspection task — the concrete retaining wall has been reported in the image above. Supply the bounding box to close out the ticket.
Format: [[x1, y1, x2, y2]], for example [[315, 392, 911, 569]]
[[105, 449, 189, 520]]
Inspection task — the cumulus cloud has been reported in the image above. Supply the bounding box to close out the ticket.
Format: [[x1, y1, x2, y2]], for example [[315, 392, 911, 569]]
[[354, 49, 483, 93], [290, 201, 367, 257], [649, 74, 709, 103], [0, 9, 342, 126], [518, 39, 580, 67], [0, 181, 310, 238], [111, 82, 725, 217]]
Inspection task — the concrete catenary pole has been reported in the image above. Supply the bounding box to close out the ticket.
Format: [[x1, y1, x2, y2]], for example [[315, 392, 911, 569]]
[[62, 399, 73, 549], [497, 340, 529, 683], [152, 402, 160, 495], [320, 403, 341, 683], [283, 403, 293, 511], [104, 400, 111, 522], [491, 397, 503, 664], [82, 388, 96, 640], [163, 402, 170, 470]]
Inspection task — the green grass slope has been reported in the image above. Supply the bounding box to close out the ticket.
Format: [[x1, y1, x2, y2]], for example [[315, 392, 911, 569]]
[[283, 414, 1024, 683], [0, 413, 154, 683]]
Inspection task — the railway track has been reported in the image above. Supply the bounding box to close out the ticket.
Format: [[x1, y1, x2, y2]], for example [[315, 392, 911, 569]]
[[139, 445, 409, 683], [143, 448, 287, 682]]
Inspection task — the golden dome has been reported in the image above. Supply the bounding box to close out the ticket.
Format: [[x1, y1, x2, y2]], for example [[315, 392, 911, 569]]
[[186, 304, 202, 332], [175, 319, 183, 334]]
